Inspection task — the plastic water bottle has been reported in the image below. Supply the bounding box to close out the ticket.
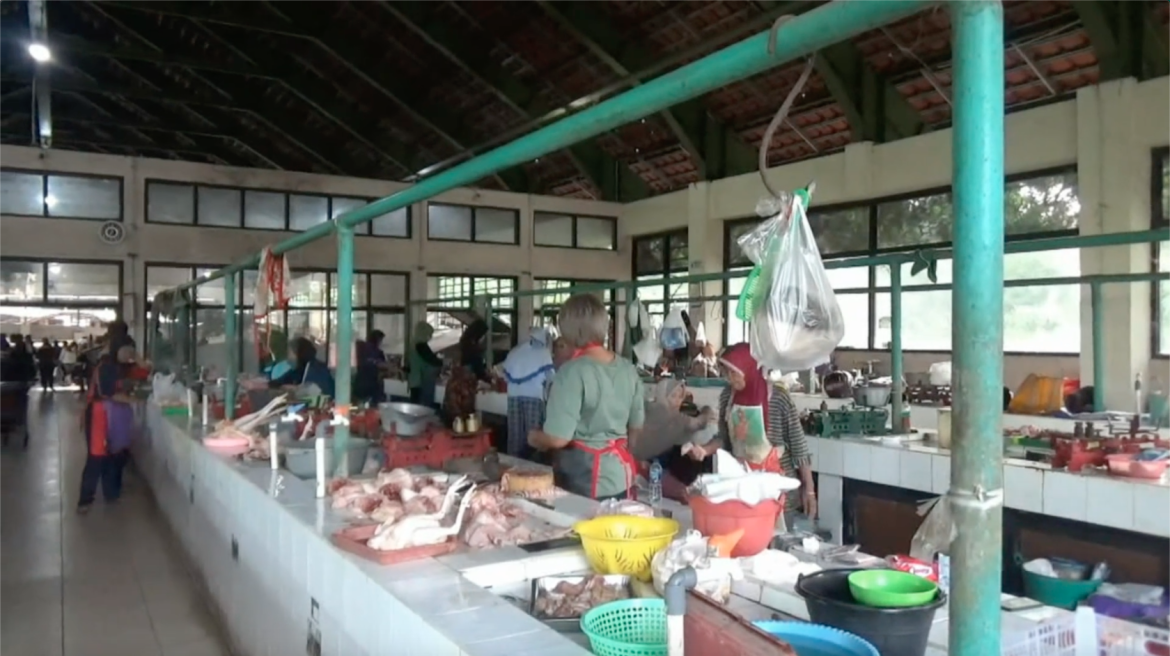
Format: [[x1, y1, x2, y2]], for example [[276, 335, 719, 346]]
[[649, 460, 663, 508]]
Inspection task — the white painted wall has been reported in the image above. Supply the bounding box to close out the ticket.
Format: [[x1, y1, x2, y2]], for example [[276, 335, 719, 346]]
[[0, 148, 628, 342], [623, 76, 1170, 410]]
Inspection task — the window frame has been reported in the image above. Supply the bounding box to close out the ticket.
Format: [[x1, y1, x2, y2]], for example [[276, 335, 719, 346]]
[[425, 203, 520, 245], [143, 179, 412, 238], [532, 211, 618, 250], [0, 168, 124, 221], [1152, 146, 1169, 359], [533, 277, 618, 346], [425, 273, 519, 346], [719, 166, 1084, 355], [631, 229, 689, 322], [0, 257, 124, 308]]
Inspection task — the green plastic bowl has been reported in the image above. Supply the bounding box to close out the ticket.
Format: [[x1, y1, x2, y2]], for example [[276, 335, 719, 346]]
[[847, 570, 939, 608]]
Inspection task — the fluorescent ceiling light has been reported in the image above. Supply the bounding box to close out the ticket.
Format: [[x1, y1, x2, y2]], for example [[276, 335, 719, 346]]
[[28, 43, 51, 63]]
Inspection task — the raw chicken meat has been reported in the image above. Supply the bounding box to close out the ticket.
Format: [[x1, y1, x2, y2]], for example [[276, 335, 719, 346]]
[[375, 468, 413, 496], [533, 576, 630, 619], [368, 481, 476, 551], [457, 487, 569, 549], [369, 500, 404, 524]]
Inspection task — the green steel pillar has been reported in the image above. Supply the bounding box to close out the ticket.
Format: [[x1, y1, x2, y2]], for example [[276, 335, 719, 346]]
[[334, 225, 355, 471], [225, 274, 238, 420], [949, 3, 1005, 655], [889, 264, 904, 432], [1090, 282, 1105, 411]]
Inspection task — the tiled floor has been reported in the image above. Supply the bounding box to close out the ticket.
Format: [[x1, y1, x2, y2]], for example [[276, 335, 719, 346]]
[[2, 390, 232, 656]]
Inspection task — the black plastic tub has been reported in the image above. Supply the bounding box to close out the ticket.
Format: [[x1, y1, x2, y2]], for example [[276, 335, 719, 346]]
[[794, 568, 946, 656]]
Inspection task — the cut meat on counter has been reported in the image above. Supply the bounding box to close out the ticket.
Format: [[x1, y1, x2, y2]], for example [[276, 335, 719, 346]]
[[533, 576, 630, 618]]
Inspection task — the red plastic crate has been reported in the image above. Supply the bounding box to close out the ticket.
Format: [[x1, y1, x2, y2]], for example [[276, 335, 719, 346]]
[[381, 427, 493, 470]]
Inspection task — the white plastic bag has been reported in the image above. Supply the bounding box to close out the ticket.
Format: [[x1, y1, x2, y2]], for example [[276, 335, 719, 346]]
[[736, 192, 844, 371], [694, 321, 708, 346], [651, 531, 743, 605], [909, 495, 956, 563], [633, 326, 663, 368], [660, 308, 688, 350], [929, 361, 953, 386]]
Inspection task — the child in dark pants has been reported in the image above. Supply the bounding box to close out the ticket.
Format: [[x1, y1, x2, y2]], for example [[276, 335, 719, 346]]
[[78, 346, 147, 513]]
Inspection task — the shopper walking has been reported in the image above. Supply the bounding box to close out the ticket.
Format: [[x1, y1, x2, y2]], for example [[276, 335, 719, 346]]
[[501, 327, 554, 459], [35, 340, 56, 391], [78, 345, 146, 512]]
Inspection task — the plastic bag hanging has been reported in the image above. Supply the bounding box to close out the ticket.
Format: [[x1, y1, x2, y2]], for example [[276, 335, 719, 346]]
[[659, 308, 689, 351], [734, 190, 844, 371]]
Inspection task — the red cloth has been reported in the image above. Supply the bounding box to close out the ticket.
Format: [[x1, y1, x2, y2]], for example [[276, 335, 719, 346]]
[[573, 438, 638, 500], [719, 342, 770, 432]]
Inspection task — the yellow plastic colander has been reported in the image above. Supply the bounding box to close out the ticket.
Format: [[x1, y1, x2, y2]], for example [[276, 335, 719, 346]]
[[572, 515, 680, 582]]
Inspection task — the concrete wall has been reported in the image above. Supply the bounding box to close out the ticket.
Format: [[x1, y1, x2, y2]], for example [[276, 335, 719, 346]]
[[0, 148, 627, 342], [623, 76, 1170, 410]]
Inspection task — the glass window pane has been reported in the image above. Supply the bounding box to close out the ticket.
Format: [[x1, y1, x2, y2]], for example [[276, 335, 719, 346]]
[[874, 290, 952, 351], [1005, 172, 1080, 236], [1003, 284, 1080, 353], [475, 207, 517, 244], [197, 186, 242, 227], [195, 268, 226, 305], [429, 203, 472, 241], [1159, 241, 1169, 355], [241, 270, 259, 306], [1, 260, 43, 302], [329, 273, 368, 306], [1, 171, 45, 216], [635, 237, 665, 274], [146, 266, 192, 301], [371, 207, 409, 237], [286, 309, 328, 361], [534, 212, 573, 247], [474, 277, 515, 309], [577, 217, 615, 250], [726, 220, 762, 268], [431, 275, 470, 304], [836, 292, 869, 349], [244, 190, 286, 230], [808, 206, 870, 254], [668, 231, 688, 270], [327, 311, 367, 368], [826, 262, 870, 290], [195, 307, 228, 377], [289, 194, 328, 231], [371, 312, 405, 355], [370, 274, 407, 306], [877, 192, 953, 249], [47, 175, 121, 220], [47, 262, 120, 302], [289, 272, 328, 307], [331, 197, 369, 235], [148, 182, 195, 224]]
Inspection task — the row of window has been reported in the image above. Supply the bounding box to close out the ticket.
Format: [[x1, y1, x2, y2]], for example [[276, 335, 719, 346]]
[[0, 260, 122, 304], [0, 170, 619, 250], [1153, 148, 1169, 356]]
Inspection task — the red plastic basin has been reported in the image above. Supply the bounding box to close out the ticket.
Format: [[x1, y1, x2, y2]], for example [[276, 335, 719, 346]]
[[687, 495, 781, 557]]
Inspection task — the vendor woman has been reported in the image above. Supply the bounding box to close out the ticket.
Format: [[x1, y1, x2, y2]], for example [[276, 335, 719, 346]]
[[687, 342, 816, 523], [528, 294, 644, 500], [501, 327, 554, 458], [269, 337, 335, 398]]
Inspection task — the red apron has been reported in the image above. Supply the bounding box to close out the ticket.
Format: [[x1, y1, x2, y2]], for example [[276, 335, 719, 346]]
[[573, 437, 639, 500], [741, 448, 787, 514]]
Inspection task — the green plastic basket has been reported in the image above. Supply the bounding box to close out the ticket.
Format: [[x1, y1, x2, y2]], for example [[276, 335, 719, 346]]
[[580, 599, 668, 656]]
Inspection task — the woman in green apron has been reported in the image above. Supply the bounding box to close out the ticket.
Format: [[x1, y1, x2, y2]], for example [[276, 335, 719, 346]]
[[688, 342, 816, 522], [528, 294, 644, 500]]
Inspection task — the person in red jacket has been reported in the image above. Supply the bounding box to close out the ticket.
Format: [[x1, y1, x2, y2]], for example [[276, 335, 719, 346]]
[[77, 345, 149, 513]]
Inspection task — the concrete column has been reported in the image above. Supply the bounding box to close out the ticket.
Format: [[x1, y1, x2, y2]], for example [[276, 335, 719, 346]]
[[685, 182, 723, 346], [1076, 78, 1154, 410]]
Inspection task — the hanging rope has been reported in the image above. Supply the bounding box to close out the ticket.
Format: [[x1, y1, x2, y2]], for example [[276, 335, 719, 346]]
[[759, 15, 817, 201]]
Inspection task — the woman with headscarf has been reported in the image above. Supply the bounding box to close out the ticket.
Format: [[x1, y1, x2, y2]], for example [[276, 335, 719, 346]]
[[268, 337, 335, 398], [354, 329, 388, 405], [688, 343, 816, 523], [407, 322, 442, 408], [502, 327, 555, 458], [528, 294, 644, 500], [459, 318, 490, 382], [632, 378, 716, 499]]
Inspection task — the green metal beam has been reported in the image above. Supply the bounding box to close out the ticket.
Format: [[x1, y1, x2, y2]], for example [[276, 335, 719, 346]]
[[379, 1, 635, 198], [172, 0, 956, 291]]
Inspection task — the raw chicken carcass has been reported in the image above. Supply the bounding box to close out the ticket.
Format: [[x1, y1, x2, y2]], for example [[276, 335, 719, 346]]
[[368, 481, 476, 551], [375, 468, 413, 497], [370, 500, 404, 524]]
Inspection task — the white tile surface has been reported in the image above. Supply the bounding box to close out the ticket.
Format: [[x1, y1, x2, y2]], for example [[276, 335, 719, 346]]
[[1084, 476, 1135, 531], [842, 442, 872, 480], [900, 451, 934, 492], [1003, 465, 1044, 513], [1132, 483, 1170, 537], [931, 455, 951, 494], [1042, 470, 1088, 522], [816, 439, 843, 475], [871, 446, 901, 487]]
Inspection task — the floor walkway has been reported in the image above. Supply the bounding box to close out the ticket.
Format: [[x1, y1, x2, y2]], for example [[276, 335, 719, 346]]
[[2, 390, 232, 656]]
